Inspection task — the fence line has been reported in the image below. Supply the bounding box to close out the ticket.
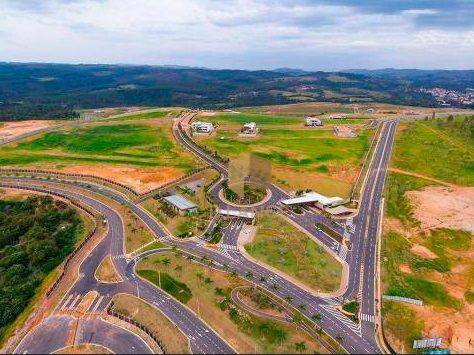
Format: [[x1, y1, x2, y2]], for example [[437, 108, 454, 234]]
[[382, 295, 423, 306], [107, 302, 166, 354]]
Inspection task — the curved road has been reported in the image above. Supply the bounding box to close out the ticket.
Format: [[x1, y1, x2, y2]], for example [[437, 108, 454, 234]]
[[5, 111, 397, 354]]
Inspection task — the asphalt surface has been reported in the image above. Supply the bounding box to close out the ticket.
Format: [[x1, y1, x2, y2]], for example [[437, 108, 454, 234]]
[[5, 111, 398, 354]]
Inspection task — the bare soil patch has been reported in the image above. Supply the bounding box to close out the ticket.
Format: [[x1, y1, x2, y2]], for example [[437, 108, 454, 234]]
[[62, 165, 184, 193], [410, 244, 438, 259], [0, 120, 52, 140], [407, 186, 474, 233], [413, 303, 474, 354], [399, 264, 412, 274]]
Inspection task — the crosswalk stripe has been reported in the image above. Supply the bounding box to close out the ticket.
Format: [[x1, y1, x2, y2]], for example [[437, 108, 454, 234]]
[[220, 244, 238, 251], [68, 294, 81, 310], [360, 313, 375, 323], [60, 294, 74, 311], [320, 305, 361, 333]]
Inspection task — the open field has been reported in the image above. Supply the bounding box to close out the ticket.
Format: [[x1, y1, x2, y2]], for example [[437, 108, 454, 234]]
[[0, 121, 198, 192], [240, 102, 472, 120], [195, 112, 372, 197], [382, 116, 474, 353], [392, 117, 474, 186], [106, 107, 181, 121], [244, 212, 343, 293], [0, 120, 55, 141], [137, 251, 326, 354], [111, 293, 190, 354]]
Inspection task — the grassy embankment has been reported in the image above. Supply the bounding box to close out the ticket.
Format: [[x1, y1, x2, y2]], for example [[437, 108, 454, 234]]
[[391, 116, 473, 185], [137, 251, 327, 354], [195, 112, 372, 197], [244, 212, 342, 293], [381, 116, 474, 352]]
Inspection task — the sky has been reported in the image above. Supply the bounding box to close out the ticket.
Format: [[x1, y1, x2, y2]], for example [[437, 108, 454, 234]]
[[0, 0, 473, 71]]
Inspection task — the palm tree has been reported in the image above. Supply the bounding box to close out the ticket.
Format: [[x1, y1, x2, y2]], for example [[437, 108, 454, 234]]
[[292, 313, 303, 324], [196, 271, 204, 285], [230, 270, 238, 278], [294, 341, 307, 353], [284, 295, 294, 304], [162, 258, 171, 269], [214, 287, 224, 296], [270, 283, 279, 291], [222, 263, 229, 271], [245, 271, 253, 279], [259, 275, 266, 283], [204, 277, 213, 285], [298, 303, 306, 312], [311, 312, 322, 323], [336, 334, 344, 345]]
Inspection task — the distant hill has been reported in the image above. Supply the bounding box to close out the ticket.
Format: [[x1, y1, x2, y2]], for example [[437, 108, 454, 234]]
[[343, 68, 474, 91], [0, 62, 473, 119]]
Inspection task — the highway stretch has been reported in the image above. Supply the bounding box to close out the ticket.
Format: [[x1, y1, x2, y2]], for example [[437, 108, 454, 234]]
[[2, 111, 398, 354]]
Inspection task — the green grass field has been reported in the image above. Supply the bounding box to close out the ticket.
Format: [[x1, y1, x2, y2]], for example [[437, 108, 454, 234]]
[[0, 122, 196, 170], [109, 109, 173, 121], [392, 117, 473, 186], [385, 172, 434, 225], [138, 269, 192, 303], [245, 212, 342, 292], [197, 113, 372, 196], [208, 113, 301, 126]]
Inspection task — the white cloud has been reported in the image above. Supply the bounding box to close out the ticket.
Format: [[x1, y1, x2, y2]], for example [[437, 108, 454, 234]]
[[0, 0, 472, 69]]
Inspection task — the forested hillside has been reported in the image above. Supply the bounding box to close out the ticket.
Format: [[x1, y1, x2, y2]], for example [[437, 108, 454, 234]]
[[1, 63, 473, 120], [0, 195, 83, 341]]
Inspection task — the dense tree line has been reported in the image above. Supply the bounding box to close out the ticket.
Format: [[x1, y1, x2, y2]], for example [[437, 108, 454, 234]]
[[0, 195, 82, 339], [0, 103, 78, 121]]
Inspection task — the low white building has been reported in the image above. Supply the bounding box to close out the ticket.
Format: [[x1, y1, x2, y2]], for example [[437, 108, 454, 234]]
[[190, 121, 214, 134], [241, 122, 258, 135], [305, 116, 323, 126], [330, 114, 346, 119], [281, 191, 345, 209]]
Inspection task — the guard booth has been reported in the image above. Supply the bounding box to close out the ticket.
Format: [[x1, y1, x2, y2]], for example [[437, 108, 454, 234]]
[[217, 208, 256, 225]]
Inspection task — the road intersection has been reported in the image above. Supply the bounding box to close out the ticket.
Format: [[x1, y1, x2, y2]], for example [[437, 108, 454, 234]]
[[3, 111, 398, 354]]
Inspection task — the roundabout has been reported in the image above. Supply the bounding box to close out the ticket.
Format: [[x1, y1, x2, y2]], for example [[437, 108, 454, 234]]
[[218, 183, 273, 208]]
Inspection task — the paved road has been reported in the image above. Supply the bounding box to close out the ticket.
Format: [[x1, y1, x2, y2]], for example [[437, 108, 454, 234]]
[[2, 181, 234, 354], [5, 112, 397, 354]]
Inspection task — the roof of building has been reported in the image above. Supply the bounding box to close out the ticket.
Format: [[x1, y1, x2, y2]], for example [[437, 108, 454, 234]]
[[218, 209, 255, 219], [281, 192, 344, 206], [163, 194, 197, 210], [326, 205, 353, 215], [243, 122, 256, 128], [191, 121, 213, 128]]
